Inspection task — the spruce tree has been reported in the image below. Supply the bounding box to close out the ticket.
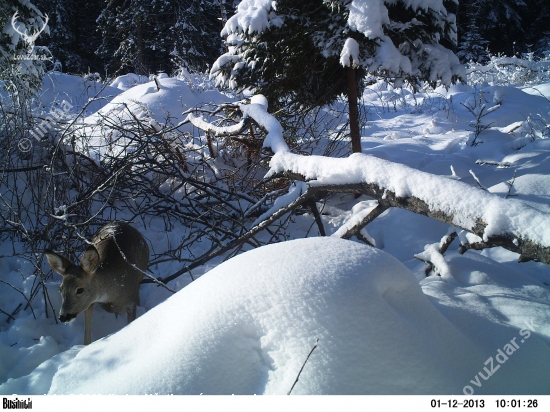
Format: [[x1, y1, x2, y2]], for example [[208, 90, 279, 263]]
[[0, 0, 50, 94], [457, 0, 526, 57], [170, 0, 226, 72], [97, 0, 224, 75], [523, 0, 550, 56], [457, 2, 489, 63], [33, 0, 103, 74], [213, 0, 464, 154]]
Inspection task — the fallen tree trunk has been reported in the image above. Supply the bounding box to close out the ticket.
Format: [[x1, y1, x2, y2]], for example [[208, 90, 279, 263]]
[[168, 99, 550, 284], [277, 172, 549, 264]]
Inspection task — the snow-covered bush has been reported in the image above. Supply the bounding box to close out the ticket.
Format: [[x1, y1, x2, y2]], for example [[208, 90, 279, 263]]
[[466, 55, 550, 87], [0, 75, 304, 318]]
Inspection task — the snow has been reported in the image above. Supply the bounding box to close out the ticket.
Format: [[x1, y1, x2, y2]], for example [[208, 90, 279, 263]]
[[346, 0, 389, 39], [109, 73, 150, 91], [523, 83, 550, 99], [221, 0, 283, 36], [231, 92, 550, 248], [369, 34, 413, 75], [340, 38, 360, 67], [90, 77, 226, 125], [342, 1, 463, 84], [2, 72, 550, 396], [3, 237, 548, 395], [331, 199, 379, 239], [250, 93, 268, 109], [71, 76, 232, 161], [40, 72, 122, 115], [240, 102, 289, 153], [268, 150, 550, 245]]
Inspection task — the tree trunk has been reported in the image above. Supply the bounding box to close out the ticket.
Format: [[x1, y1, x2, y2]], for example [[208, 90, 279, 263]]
[[220, 0, 228, 25], [346, 65, 362, 154], [136, 16, 145, 75]]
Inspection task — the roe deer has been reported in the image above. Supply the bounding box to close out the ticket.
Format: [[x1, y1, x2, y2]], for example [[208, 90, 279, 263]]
[[45, 221, 149, 345]]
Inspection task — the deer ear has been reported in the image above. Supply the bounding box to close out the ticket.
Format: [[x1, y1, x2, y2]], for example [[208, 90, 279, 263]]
[[80, 246, 100, 274], [44, 250, 73, 276]]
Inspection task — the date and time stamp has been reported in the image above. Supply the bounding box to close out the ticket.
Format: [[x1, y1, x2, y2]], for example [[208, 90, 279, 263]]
[[430, 398, 541, 409]]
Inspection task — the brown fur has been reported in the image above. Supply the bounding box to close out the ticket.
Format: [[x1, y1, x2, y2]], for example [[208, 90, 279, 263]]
[[45, 222, 149, 344]]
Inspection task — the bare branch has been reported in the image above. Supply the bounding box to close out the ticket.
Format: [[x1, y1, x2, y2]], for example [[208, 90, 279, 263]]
[[288, 338, 319, 395]]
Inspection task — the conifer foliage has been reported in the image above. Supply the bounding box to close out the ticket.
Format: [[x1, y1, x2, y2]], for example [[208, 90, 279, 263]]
[[5, 0, 548, 78], [33, 0, 101, 74], [456, 0, 550, 61], [213, 0, 465, 101], [0, 0, 50, 94], [211, 0, 465, 153], [96, 0, 225, 75]]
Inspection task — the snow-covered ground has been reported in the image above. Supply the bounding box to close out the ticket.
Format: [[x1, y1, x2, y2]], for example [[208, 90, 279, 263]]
[[1, 72, 549, 395]]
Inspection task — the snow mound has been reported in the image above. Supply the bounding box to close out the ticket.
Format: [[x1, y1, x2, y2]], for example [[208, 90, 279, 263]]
[[40, 72, 122, 115], [490, 174, 550, 213], [73, 77, 233, 161], [522, 82, 550, 99], [3, 237, 508, 395], [87, 77, 229, 125], [109, 73, 150, 91]]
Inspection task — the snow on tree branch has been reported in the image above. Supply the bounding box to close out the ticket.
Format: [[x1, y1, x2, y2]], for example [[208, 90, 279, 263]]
[[187, 97, 550, 264], [266, 154, 550, 263], [340, 38, 360, 67], [212, 0, 465, 97], [184, 113, 249, 136], [222, 0, 284, 36]]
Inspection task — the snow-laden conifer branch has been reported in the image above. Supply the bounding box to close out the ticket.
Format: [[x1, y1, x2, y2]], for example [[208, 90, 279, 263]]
[[184, 98, 550, 265], [183, 112, 250, 136]]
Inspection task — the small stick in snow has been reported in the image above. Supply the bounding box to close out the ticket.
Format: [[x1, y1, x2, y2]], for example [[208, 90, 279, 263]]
[[469, 170, 487, 191], [287, 338, 319, 395], [153, 76, 161, 91], [0, 303, 22, 323], [475, 159, 511, 168], [505, 170, 518, 199], [415, 231, 458, 276], [306, 200, 326, 236]]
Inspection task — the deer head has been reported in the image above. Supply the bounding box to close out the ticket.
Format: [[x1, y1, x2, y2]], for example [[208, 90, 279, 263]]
[[11, 11, 49, 54]]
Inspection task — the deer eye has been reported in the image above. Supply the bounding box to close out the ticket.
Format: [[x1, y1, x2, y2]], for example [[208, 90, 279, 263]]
[[76, 287, 84, 295]]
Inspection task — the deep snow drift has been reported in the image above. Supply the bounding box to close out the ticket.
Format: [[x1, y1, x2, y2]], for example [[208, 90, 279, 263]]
[[1, 72, 550, 395], [3, 238, 549, 395]]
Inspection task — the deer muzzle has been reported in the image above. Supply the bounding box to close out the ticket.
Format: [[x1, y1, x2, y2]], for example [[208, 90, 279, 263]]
[[59, 313, 77, 323]]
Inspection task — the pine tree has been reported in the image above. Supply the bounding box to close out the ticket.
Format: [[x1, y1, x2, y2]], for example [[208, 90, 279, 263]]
[[170, 0, 226, 72], [457, 0, 527, 58], [214, 1, 358, 107], [523, 0, 550, 56]]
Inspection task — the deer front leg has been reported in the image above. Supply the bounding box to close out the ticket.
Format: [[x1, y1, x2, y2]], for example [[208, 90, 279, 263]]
[[126, 303, 137, 324], [84, 304, 94, 345]]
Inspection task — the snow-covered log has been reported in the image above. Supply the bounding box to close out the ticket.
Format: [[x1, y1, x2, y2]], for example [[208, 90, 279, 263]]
[[267, 154, 550, 264], [186, 98, 550, 265]]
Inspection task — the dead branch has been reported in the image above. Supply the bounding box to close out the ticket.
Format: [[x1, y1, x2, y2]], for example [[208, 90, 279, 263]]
[[336, 202, 387, 242], [288, 338, 319, 395], [184, 102, 550, 266], [149, 188, 315, 285], [415, 231, 458, 276], [305, 199, 326, 236], [276, 172, 550, 264]]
